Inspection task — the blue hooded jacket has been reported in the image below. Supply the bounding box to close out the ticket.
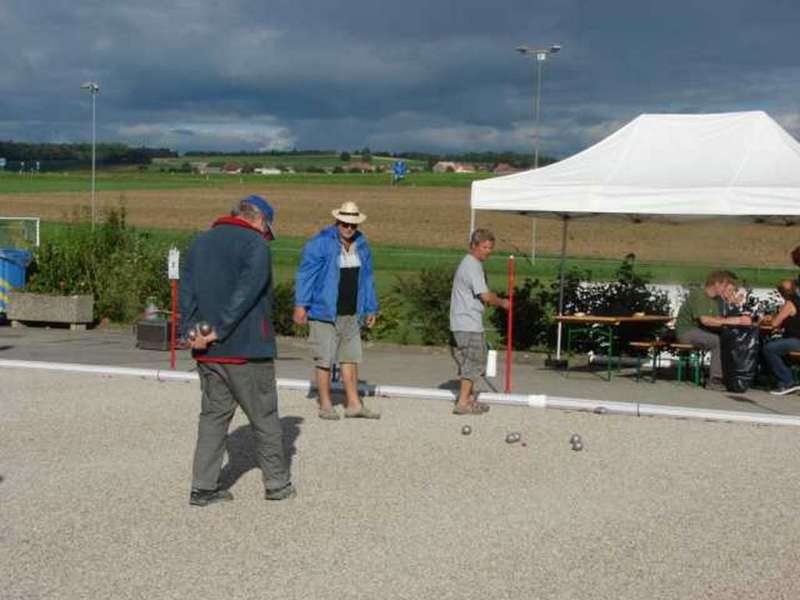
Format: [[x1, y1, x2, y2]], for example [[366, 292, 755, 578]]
[[179, 216, 276, 360], [294, 225, 379, 322]]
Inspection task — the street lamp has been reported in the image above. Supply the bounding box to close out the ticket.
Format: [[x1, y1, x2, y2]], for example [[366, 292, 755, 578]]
[[516, 44, 560, 168], [80, 81, 100, 229]]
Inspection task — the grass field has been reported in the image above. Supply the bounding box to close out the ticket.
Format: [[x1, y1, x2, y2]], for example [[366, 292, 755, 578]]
[[0, 170, 491, 194]]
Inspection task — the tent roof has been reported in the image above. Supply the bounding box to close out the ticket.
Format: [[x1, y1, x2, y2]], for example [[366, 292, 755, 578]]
[[471, 111, 800, 221]]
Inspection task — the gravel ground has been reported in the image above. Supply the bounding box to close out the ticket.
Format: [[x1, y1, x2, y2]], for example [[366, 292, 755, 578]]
[[2, 368, 800, 600]]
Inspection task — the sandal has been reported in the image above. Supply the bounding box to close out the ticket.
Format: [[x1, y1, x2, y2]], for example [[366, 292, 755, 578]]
[[318, 407, 340, 420], [452, 403, 484, 415]]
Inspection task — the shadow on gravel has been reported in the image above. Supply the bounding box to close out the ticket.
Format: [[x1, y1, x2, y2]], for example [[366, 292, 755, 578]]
[[438, 378, 498, 393], [218, 416, 304, 490], [724, 394, 785, 415]]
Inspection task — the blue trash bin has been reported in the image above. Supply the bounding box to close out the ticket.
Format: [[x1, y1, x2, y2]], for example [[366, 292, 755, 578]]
[[0, 248, 33, 313]]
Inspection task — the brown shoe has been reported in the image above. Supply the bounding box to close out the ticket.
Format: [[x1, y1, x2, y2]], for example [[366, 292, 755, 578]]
[[453, 403, 484, 415]]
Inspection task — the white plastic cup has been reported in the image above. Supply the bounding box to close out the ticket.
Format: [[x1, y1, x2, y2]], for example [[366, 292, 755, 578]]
[[486, 350, 497, 378]]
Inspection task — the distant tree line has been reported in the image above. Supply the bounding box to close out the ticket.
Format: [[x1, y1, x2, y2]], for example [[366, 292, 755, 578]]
[[187, 148, 558, 169], [0, 141, 176, 171], [184, 149, 336, 157]]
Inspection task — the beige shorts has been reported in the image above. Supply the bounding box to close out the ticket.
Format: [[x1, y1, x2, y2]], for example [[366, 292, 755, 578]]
[[309, 316, 362, 369]]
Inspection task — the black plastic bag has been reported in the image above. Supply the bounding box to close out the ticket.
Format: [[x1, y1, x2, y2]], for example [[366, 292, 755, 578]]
[[719, 326, 760, 393]]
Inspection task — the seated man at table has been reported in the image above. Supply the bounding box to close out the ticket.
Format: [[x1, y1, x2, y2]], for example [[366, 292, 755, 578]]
[[675, 271, 752, 391], [761, 279, 800, 395]]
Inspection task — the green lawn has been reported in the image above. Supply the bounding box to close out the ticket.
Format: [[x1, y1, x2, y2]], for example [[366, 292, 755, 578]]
[[69, 223, 789, 291], [0, 170, 491, 193]]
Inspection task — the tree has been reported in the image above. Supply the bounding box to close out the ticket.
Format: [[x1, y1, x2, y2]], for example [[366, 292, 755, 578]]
[[339, 151, 351, 162]]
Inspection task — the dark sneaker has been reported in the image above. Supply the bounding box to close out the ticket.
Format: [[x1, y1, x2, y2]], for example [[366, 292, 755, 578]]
[[265, 483, 296, 501], [189, 488, 234, 507], [770, 384, 800, 396]]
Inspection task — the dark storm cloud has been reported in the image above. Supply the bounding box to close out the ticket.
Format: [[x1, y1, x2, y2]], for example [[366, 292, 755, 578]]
[[0, 0, 798, 155]]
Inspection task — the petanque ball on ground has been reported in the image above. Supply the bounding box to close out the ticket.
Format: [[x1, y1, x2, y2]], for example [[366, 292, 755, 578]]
[[461, 425, 472, 436], [572, 441, 584, 452], [570, 433, 581, 444], [505, 432, 520, 444]]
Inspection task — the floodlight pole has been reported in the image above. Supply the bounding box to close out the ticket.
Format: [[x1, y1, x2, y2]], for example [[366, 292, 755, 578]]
[[81, 82, 100, 229], [516, 44, 561, 261]]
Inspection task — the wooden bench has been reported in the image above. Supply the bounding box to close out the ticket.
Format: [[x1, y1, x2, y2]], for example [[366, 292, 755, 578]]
[[629, 340, 669, 383]]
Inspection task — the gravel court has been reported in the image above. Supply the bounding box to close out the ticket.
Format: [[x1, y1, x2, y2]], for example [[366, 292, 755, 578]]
[[2, 368, 800, 599]]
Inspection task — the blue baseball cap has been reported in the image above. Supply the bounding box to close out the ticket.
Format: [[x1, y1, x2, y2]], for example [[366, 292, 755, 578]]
[[242, 195, 276, 240]]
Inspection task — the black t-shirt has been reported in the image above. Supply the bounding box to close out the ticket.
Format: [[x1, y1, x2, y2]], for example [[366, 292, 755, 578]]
[[784, 299, 800, 339], [337, 245, 361, 316]]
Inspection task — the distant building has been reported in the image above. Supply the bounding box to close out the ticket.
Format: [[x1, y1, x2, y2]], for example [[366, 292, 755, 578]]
[[346, 161, 376, 173], [432, 161, 476, 173], [492, 163, 519, 175], [223, 163, 242, 175], [254, 167, 282, 175]]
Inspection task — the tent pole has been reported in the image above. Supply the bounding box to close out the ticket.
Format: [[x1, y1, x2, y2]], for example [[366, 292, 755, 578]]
[[555, 216, 569, 360], [469, 208, 475, 241]]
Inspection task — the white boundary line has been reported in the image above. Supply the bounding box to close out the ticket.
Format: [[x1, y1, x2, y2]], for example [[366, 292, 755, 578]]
[[2, 358, 799, 428]]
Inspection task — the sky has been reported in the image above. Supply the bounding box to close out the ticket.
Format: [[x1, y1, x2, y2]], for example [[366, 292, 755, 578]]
[[1, 0, 799, 157]]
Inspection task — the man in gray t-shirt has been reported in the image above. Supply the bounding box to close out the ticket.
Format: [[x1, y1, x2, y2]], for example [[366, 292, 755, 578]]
[[449, 228, 510, 415]]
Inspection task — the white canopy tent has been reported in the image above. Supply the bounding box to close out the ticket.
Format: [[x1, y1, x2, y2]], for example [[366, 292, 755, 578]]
[[470, 111, 800, 358]]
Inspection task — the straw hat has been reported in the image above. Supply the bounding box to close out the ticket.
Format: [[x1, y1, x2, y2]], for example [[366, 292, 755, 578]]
[[332, 201, 367, 224]]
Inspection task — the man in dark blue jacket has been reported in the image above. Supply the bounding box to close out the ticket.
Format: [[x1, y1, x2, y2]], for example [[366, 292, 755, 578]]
[[180, 195, 294, 506], [293, 201, 380, 420]]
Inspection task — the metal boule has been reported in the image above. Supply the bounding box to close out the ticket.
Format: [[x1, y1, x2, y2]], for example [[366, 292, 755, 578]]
[[186, 329, 197, 341], [506, 432, 521, 444], [197, 321, 213, 336], [572, 441, 583, 452], [461, 425, 472, 436], [569, 433, 581, 444]]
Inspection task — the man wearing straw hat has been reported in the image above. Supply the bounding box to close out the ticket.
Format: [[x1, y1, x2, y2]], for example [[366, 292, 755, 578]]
[[293, 201, 380, 420]]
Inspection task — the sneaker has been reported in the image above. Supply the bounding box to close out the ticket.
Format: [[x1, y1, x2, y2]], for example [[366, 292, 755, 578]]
[[770, 384, 800, 396], [189, 488, 234, 507], [318, 406, 341, 420], [344, 404, 381, 419], [265, 483, 296, 501]]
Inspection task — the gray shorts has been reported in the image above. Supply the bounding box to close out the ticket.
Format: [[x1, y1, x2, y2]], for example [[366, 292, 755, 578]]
[[309, 316, 362, 369], [452, 331, 486, 382]]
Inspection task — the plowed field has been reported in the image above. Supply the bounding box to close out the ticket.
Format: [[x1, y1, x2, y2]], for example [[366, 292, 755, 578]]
[[1, 185, 796, 267]]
